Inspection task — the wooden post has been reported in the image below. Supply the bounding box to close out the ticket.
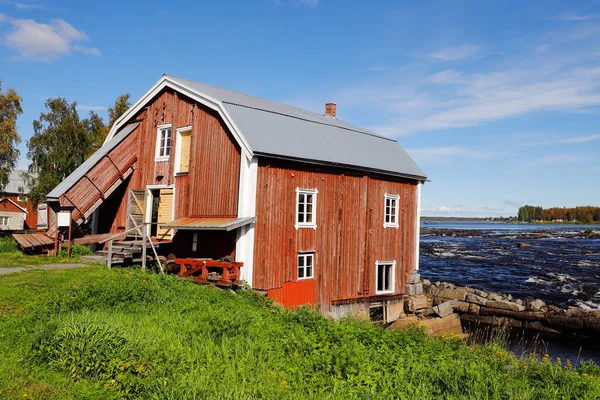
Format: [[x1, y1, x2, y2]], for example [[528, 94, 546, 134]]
[[67, 214, 73, 259], [53, 212, 59, 257], [107, 240, 112, 268], [142, 223, 147, 272]]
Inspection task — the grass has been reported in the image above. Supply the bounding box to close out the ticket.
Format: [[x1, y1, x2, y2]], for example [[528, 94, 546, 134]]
[[0, 266, 599, 399], [0, 236, 93, 268]]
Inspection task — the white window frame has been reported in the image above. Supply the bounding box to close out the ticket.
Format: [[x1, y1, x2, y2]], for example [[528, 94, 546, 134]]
[[17, 194, 26, 202], [0, 216, 9, 226], [174, 126, 192, 175], [375, 260, 395, 294], [383, 193, 400, 228], [155, 124, 172, 162], [297, 252, 315, 280], [295, 188, 318, 229]]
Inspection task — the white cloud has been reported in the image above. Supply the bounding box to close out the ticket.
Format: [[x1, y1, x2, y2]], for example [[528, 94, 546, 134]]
[[429, 44, 482, 61], [555, 12, 598, 21], [4, 17, 101, 62], [428, 69, 463, 84], [534, 44, 550, 53], [539, 154, 590, 164], [406, 146, 509, 164], [503, 200, 520, 207], [559, 134, 600, 143], [0, 13, 8, 23], [422, 204, 506, 217]]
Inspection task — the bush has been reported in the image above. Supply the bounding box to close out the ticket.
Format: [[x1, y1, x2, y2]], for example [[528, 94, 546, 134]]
[[0, 235, 18, 253]]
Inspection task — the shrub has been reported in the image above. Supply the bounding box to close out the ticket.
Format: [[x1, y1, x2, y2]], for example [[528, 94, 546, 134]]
[[0, 235, 18, 253]]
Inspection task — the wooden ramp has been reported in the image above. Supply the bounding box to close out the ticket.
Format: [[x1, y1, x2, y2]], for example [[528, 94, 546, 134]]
[[12, 233, 54, 252]]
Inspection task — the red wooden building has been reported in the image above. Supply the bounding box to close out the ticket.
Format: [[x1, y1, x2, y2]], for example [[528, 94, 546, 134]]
[[0, 170, 41, 231], [46, 75, 426, 321]]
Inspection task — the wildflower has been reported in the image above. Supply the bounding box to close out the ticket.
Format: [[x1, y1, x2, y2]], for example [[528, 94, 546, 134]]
[[281, 380, 288, 387], [565, 360, 573, 370]]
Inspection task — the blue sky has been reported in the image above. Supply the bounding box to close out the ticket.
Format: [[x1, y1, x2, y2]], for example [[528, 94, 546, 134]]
[[0, 0, 599, 217]]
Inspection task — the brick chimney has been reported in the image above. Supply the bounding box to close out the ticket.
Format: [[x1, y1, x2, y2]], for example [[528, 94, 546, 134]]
[[325, 102, 337, 118]]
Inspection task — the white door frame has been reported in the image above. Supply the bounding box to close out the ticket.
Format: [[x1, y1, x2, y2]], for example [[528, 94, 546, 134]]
[[145, 184, 176, 240]]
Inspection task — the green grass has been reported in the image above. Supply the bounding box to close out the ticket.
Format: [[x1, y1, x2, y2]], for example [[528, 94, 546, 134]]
[[0, 236, 93, 268], [0, 266, 599, 399]]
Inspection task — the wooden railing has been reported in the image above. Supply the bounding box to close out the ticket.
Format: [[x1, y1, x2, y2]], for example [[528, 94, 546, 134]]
[[99, 222, 164, 273]]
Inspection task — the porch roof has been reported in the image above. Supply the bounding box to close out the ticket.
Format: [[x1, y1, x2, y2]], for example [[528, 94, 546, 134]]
[[161, 216, 255, 231]]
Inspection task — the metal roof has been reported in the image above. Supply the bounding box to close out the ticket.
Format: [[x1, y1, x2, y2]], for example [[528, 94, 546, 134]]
[[165, 75, 427, 180], [161, 216, 256, 231], [2, 170, 28, 194], [46, 122, 140, 201]]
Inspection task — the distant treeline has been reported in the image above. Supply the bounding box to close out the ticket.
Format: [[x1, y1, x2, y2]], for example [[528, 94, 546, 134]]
[[517, 205, 600, 223]]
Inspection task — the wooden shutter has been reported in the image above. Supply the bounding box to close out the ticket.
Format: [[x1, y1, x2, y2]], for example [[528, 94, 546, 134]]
[[37, 203, 48, 230], [179, 131, 191, 173], [156, 188, 173, 240]]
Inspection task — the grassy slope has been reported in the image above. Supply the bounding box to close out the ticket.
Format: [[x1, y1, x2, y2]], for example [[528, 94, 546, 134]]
[[0, 236, 92, 268], [0, 266, 599, 399]]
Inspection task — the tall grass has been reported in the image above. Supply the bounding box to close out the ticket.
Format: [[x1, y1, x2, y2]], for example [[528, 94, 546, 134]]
[[0, 266, 599, 399], [0, 235, 18, 253]]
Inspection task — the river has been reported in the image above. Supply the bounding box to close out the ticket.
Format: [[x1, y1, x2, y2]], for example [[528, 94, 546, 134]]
[[418, 221, 600, 364]]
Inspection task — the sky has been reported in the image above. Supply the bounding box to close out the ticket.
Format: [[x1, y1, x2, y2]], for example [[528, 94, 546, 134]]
[[0, 0, 599, 218]]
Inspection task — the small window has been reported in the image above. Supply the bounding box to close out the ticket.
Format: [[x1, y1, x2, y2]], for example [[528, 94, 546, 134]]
[[192, 232, 198, 252], [376, 261, 395, 294], [17, 194, 26, 202], [155, 125, 172, 161], [298, 252, 314, 280], [384, 194, 399, 228], [0, 216, 9, 226], [177, 127, 192, 174], [295, 188, 318, 229]]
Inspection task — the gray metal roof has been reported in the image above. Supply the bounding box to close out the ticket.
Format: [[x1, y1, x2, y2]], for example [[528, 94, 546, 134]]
[[2, 170, 27, 194], [166, 75, 426, 180], [46, 122, 140, 201]]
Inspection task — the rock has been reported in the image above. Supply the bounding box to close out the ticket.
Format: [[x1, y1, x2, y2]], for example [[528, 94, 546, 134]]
[[517, 242, 533, 248], [466, 293, 488, 306], [433, 301, 455, 318], [437, 288, 468, 301], [420, 314, 463, 337], [405, 295, 429, 313], [422, 280, 431, 294], [480, 307, 545, 321], [524, 321, 560, 334], [502, 293, 513, 301], [515, 299, 523, 306], [485, 300, 526, 312], [525, 298, 546, 312], [583, 249, 593, 255], [473, 289, 488, 298], [488, 241, 496, 245], [487, 292, 503, 302], [545, 314, 584, 329], [548, 305, 562, 313], [388, 315, 421, 331], [406, 273, 421, 284], [454, 301, 470, 313], [466, 315, 522, 328], [468, 303, 481, 315], [405, 283, 424, 296]]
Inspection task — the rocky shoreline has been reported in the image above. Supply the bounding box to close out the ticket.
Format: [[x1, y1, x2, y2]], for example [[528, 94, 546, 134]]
[[421, 227, 600, 239], [400, 275, 600, 340]]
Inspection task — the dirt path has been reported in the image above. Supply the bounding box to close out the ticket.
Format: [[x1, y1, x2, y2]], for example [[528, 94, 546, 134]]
[[0, 263, 89, 275]]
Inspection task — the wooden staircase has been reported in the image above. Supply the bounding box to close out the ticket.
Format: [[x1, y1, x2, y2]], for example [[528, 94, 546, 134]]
[[95, 240, 164, 265]]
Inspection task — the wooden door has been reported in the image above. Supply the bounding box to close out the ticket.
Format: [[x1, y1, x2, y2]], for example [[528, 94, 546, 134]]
[[179, 131, 191, 173], [126, 189, 146, 236], [155, 188, 173, 240]]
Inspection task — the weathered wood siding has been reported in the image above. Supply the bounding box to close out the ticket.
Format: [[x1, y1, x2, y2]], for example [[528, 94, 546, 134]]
[[0, 210, 25, 231], [101, 88, 241, 234], [254, 158, 418, 310]]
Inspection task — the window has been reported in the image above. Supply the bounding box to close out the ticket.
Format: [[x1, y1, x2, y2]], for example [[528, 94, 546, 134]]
[[0, 216, 9, 226], [155, 125, 172, 161], [295, 188, 318, 229], [192, 232, 198, 252], [376, 261, 395, 294], [17, 194, 26, 202], [175, 127, 192, 174], [298, 252, 314, 280], [384, 194, 399, 228]]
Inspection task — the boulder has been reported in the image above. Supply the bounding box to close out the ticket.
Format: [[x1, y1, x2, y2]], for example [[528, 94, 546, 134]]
[[517, 242, 533, 248], [406, 273, 421, 284], [468, 303, 481, 315], [388, 315, 421, 331], [466, 293, 488, 306], [525, 298, 546, 312], [466, 315, 522, 328], [405, 295, 429, 313], [524, 321, 560, 334], [583, 249, 593, 255], [473, 289, 488, 298], [437, 288, 468, 301], [420, 314, 464, 337], [453, 301, 470, 313], [433, 301, 455, 318], [405, 283, 424, 296], [485, 300, 526, 312], [545, 314, 584, 329], [487, 292, 504, 302], [480, 307, 544, 321], [422, 280, 432, 294]]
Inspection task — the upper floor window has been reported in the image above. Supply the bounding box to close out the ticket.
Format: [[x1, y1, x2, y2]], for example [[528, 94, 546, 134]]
[[0, 216, 9, 226], [384, 194, 399, 228], [298, 252, 314, 280], [376, 261, 395, 294], [155, 125, 172, 161], [295, 188, 318, 229], [175, 126, 192, 174]]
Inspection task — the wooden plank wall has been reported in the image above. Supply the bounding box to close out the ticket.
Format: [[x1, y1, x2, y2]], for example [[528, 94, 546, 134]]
[[254, 158, 418, 310], [93, 88, 241, 234]]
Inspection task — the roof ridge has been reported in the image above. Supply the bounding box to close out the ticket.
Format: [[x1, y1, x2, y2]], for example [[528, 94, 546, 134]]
[[223, 101, 397, 142], [164, 74, 394, 142]]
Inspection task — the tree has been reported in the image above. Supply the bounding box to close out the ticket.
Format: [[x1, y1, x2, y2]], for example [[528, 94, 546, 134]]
[[89, 94, 131, 154], [0, 80, 23, 191], [25, 98, 94, 205]]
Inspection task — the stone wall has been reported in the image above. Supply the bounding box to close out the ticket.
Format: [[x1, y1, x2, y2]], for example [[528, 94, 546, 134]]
[[422, 280, 600, 336]]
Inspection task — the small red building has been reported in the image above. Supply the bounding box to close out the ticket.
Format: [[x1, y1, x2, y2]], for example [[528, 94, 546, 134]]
[[0, 170, 40, 231], [46, 75, 426, 321]]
